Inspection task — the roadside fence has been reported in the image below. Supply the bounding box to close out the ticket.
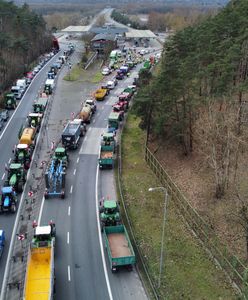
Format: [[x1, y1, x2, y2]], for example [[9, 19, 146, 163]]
[[145, 145, 248, 299]]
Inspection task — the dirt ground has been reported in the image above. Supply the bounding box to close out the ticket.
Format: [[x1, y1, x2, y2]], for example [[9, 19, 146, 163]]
[[148, 140, 247, 260]]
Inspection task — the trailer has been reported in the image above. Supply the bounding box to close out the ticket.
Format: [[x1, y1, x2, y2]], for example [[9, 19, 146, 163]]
[[23, 223, 55, 300], [104, 225, 136, 273], [44, 159, 66, 199], [99, 145, 114, 169]]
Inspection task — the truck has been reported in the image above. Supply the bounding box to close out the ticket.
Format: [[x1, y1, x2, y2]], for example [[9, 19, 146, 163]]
[[5, 93, 16, 109], [33, 97, 47, 114], [16, 79, 27, 91], [94, 87, 108, 101], [108, 112, 121, 130], [79, 104, 92, 123], [103, 225, 136, 273], [0, 187, 17, 213], [62, 120, 83, 150], [0, 230, 5, 258], [100, 198, 121, 231], [23, 223, 56, 300]]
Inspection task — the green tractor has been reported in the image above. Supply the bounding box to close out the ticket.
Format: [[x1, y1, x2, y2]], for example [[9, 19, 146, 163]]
[[100, 199, 121, 231], [33, 98, 47, 114], [53, 147, 69, 169], [5, 93, 17, 110], [100, 133, 116, 152], [27, 113, 42, 131], [5, 163, 27, 193], [13, 144, 32, 170]]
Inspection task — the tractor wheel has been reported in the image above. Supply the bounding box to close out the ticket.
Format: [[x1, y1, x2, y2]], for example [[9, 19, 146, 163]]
[[44, 193, 49, 199], [61, 192, 65, 199], [17, 181, 23, 192]]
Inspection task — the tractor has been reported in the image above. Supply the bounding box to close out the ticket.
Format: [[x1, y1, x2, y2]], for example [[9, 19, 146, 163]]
[[0, 187, 17, 213], [53, 147, 69, 169], [5, 163, 27, 193], [27, 113, 42, 131], [13, 144, 32, 170], [5, 93, 16, 110], [99, 199, 121, 231], [100, 133, 116, 151]]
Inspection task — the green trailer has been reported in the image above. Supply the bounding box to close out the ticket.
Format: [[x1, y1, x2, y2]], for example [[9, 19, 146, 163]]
[[103, 225, 136, 273], [99, 145, 114, 169], [108, 112, 121, 130]]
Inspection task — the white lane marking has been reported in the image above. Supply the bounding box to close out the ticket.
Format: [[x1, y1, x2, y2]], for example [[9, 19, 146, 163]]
[[68, 265, 71, 282], [93, 120, 96, 124], [84, 136, 87, 141], [38, 197, 45, 225], [73, 169, 76, 175], [8, 158, 11, 164], [67, 232, 70, 244], [68, 206, 71, 216], [76, 157, 79, 163], [70, 185, 73, 194], [1, 173, 5, 180], [95, 166, 113, 300]]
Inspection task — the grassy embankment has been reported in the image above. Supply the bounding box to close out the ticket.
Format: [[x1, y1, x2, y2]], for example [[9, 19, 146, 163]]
[[120, 112, 236, 299]]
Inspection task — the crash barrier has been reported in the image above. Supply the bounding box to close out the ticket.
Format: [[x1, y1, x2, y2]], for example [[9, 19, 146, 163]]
[[116, 117, 159, 299], [84, 52, 98, 70], [145, 145, 248, 299]]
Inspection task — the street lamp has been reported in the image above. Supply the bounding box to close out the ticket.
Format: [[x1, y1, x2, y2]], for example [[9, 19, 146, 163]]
[[148, 186, 168, 288]]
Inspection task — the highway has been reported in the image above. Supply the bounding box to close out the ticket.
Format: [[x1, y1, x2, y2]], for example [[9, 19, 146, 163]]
[[39, 51, 147, 299], [0, 48, 64, 287]]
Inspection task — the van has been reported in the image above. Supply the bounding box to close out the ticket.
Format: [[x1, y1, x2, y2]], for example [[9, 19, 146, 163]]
[[11, 86, 24, 100], [16, 79, 27, 91]]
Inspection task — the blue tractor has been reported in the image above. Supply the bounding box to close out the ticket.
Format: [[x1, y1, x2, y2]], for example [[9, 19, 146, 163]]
[[0, 187, 17, 213], [0, 230, 5, 258]]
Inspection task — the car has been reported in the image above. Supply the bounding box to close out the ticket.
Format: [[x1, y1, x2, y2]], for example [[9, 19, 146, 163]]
[[116, 72, 124, 80], [107, 80, 116, 90], [111, 77, 118, 86], [33, 67, 39, 74], [140, 49, 146, 55], [101, 67, 112, 76], [26, 72, 34, 80], [55, 61, 62, 69], [0, 110, 9, 121]]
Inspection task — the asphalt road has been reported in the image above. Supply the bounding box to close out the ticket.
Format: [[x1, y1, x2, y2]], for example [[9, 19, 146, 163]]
[[39, 44, 148, 299], [0, 49, 65, 288]]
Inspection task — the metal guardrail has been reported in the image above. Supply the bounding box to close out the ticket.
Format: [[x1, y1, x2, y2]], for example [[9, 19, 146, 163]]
[[145, 145, 248, 299]]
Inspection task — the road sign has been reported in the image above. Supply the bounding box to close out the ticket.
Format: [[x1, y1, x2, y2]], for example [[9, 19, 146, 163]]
[[17, 234, 25, 241], [28, 191, 33, 197], [51, 141, 55, 150]]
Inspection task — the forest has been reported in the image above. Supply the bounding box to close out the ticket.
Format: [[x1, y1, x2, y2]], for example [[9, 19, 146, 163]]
[[0, 0, 52, 93], [134, 0, 248, 258]]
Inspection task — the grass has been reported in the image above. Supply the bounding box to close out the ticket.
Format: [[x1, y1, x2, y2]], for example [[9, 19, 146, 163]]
[[120, 112, 237, 299], [91, 71, 104, 83], [63, 64, 83, 81]]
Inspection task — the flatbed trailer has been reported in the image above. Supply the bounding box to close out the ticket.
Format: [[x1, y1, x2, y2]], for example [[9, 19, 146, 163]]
[[104, 225, 136, 272]]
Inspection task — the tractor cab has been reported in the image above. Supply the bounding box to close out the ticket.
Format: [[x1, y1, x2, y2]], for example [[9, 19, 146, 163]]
[[100, 200, 121, 230], [101, 133, 116, 149], [5, 93, 16, 110], [108, 112, 121, 129], [32, 224, 56, 248], [5, 163, 26, 192], [14, 144, 31, 169], [53, 147, 68, 169], [27, 113, 42, 129], [0, 186, 17, 213], [33, 98, 47, 114]]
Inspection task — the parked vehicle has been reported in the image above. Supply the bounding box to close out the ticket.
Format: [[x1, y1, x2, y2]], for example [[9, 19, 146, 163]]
[[103, 225, 136, 272], [102, 67, 112, 76], [44, 79, 55, 95], [108, 112, 121, 129], [13, 144, 32, 170], [95, 88, 108, 101], [33, 97, 47, 114], [23, 222, 56, 299], [0, 187, 17, 213], [107, 80, 116, 90], [99, 144, 114, 169], [16, 79, 27, 91], [4, 163, 27, 193], [27, 113, 42, 131], [116, 71, 124, 80], [100, 198, 121, 231], [85, 99, 96, 113], [0, 109, 9, 121], [19, 127, 37, 150], [0, 230, 5, 258]]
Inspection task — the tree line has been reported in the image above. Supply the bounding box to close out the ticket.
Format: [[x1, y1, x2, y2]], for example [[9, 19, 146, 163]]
[[134, 0, 248, 200], [0, 0, 53, 94], [111, 10, 148, 30]]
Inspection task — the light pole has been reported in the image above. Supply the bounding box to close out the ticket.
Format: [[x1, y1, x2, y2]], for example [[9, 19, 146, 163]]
[[148, 186, 168, 288]]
